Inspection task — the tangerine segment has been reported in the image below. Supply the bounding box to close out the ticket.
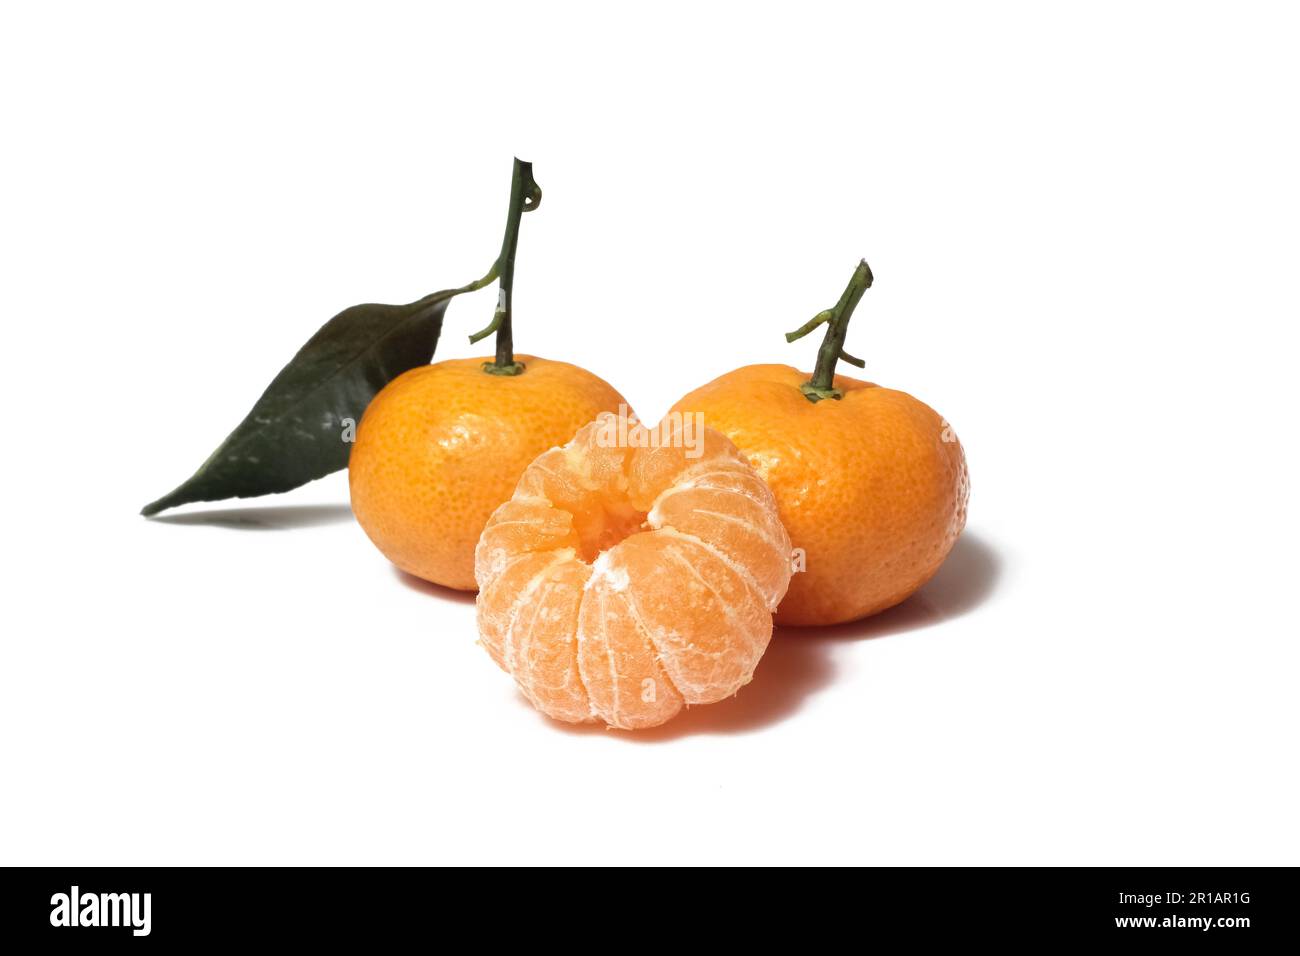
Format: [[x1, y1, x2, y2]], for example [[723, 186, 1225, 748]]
[[474, 413, 793, 730], [506, 558, 592, 724], [475, 497, 579, 584], [578, 566, 685, 729], [644, 467, 792, 610], [593, 530, 774, 704], [478, 550, 568, 669]]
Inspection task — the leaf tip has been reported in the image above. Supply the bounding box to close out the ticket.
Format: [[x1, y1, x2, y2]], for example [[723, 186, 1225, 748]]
[[140, 496, 169, 517]]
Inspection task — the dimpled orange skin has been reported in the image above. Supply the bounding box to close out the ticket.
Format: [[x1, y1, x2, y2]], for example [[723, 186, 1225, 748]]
[[670, 364, 968, 626], [348, 355, 628, 590]]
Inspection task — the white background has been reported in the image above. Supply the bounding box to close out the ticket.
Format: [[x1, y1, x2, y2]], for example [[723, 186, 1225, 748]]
[[2, 2, 1297, 865]]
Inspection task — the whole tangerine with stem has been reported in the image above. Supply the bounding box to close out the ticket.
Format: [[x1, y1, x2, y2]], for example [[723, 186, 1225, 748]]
[[670, 260, 969, 627], [475, 413, 793, 730], [349, 159, 628, 589]]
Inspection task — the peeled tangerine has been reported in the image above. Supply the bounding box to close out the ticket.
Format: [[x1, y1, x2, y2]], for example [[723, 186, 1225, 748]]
[[474, 413, 793, 730]]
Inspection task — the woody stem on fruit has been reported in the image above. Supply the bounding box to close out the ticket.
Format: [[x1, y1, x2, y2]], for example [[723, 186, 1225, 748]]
[[468, 157, 542, 376], [784, 259, 873, 402]]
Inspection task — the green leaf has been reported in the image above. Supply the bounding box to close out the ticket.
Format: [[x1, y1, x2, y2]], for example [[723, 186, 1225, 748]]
[[141, 290, 456, 516]]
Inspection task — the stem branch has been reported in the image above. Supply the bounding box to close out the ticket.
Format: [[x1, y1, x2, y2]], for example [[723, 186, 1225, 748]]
[[786, 259, 873, 402], [469, 157, 541, 376]]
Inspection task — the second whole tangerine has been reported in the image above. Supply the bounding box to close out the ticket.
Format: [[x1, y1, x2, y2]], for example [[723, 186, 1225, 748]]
[[670, 261, 969, 626], [348, 355, 628, 590]]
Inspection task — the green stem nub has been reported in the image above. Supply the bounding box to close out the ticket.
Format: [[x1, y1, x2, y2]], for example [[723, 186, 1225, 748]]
[[470, 157, 542, 376], [785, 259, 873, 402]]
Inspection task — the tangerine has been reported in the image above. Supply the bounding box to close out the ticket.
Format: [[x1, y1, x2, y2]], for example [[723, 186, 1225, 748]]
[[349, 356, 627, 589], [670, 261, 969, 626], [475, 413, 792, 729]]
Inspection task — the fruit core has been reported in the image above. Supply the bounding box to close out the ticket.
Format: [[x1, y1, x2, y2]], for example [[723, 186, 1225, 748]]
[[568, 484, 646, 564]]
